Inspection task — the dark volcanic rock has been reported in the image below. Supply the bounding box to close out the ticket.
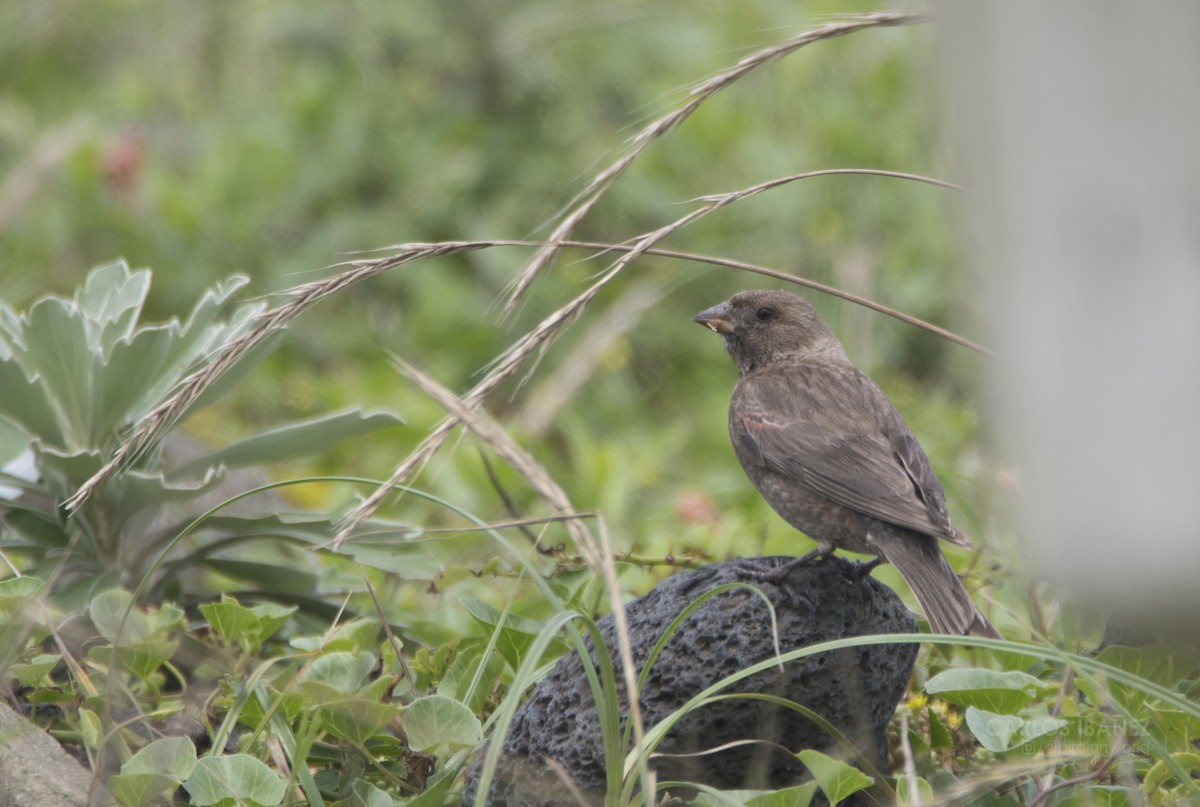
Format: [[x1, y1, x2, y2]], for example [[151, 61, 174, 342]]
[[462, 556, 918, 806]]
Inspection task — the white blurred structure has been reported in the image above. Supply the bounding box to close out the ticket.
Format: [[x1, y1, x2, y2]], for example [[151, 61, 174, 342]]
[[939, 3, 1200, 622]]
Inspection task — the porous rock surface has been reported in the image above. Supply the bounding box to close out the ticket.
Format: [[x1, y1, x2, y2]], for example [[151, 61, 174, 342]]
[[462, 555, 918, 806]]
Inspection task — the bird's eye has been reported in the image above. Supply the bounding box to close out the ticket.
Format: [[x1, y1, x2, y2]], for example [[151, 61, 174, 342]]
[[755, 306, 775, 322]]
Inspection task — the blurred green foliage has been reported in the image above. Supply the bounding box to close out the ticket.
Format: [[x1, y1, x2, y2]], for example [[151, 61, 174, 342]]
[[0, 0, 1007, 683], [1, 4, 1099, 803]]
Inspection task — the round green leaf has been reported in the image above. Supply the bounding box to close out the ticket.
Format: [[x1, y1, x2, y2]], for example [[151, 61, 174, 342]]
[[298, 651, 376, 692], [183, 755, 285, 807], [317, 698, 400, 746], [122, 735, 198, 779], [108, 772, 181, 807], [403, 694, 483, 753]]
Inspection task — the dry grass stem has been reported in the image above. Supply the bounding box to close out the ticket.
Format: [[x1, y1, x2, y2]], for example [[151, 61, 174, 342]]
[[64, 243, 477, 511], [71, 221, 985, 517], [692, 167, 966, 202], [363, 575, 417, 695], [516, 278, 666, 436], [595, 517, 654, 804], [502, 12, 925, 310], [336, 237, 658, 543], [390, 359, 654, 800], [899, 710, 922, 806], [420, 513, 598, 536], [389, 358, 601, 568], [337, 232, 987, 541]]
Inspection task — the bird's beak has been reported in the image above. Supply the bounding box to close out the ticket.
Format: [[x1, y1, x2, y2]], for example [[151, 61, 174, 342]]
[[693, 301, 735, 334]]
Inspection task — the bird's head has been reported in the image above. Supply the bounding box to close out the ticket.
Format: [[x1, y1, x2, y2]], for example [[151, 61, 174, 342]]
[[693, 289, 843, 373]]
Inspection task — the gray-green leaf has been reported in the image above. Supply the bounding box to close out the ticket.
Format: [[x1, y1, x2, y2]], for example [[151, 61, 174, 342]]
[[403, 694, 483, 753], [183, 755, 285, 806], [925, 667, 1048, 714]]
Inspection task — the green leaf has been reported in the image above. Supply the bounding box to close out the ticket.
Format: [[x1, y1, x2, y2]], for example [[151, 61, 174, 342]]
[[233, 682, 305, 731], [175, 275, 251, 349], [964, 707, 1022, 753], [96, 323, 180, 432], [0, 417, 29, 467], [1055, 786, 1136, 807], [402, 694, 483, 753], [173, 407, 403, 476], [109, 465, 225, 521], [745, 783, 819, 807], [299, 651, 376, 692], [1097, 645, 1197, 718], [108, 772, 181, 807], [0, 575, 46, 619], [87, 639, 179, 680], [794, 750, 872, 805], [90, 589, 152, 643], [73, 260, 150, 351], [689, 792, 752, 807], [330, 533, 437, 577], [0, 358, 64, 445], [927, 706, 952, 749], [1099, 644, 1195, 687], [962, 707, 1065, 754], [200, 595, 262, 652], [199, 558, 318, 597], [32, 444, 104, 496], [110, 734, 199, 804], [176, 327, 278, 422], [289, 617, 380, 653], [1014, 708, 1069, 752], [89, 589, 183, 643], [197, 596, 294, 653], [184, 512, 338, 545], [45, 571, 121, 612], [121, 735, 198, 779], [1150, 709, 1200, 750], [80, 707, 102, 750], [316, 698, 400, 746], [250, 602, 297, 642], [183, 754, 286, 806], [966, 795, 1023, 807], [895, 775, 933, 807], [9, 653, 61, 687], [692, 785, 818, 807], [349, 779, 403, 807], [1142, 751, 1200, 796], [21, 295, 96, 445], [460, 597, 559, 671], [437, 644, 507, 715], [925, 668, 1047, 714], [2, 506, 70, 549]]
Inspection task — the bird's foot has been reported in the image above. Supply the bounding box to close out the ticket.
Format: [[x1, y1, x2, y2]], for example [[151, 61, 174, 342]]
[[730, 551, 825, 611], [731, 549, 827, 585], [851, 557, 884, 579]]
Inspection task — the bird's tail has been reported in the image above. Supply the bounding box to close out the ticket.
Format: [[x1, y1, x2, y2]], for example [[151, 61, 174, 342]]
[[873, 527, 1001, 639]]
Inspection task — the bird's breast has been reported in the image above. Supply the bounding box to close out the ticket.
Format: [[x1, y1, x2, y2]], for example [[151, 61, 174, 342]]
[[738, 461, 876, 555]]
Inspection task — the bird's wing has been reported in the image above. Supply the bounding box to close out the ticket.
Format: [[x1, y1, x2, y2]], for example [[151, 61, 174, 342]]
[[731, 363, 967, 545]]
